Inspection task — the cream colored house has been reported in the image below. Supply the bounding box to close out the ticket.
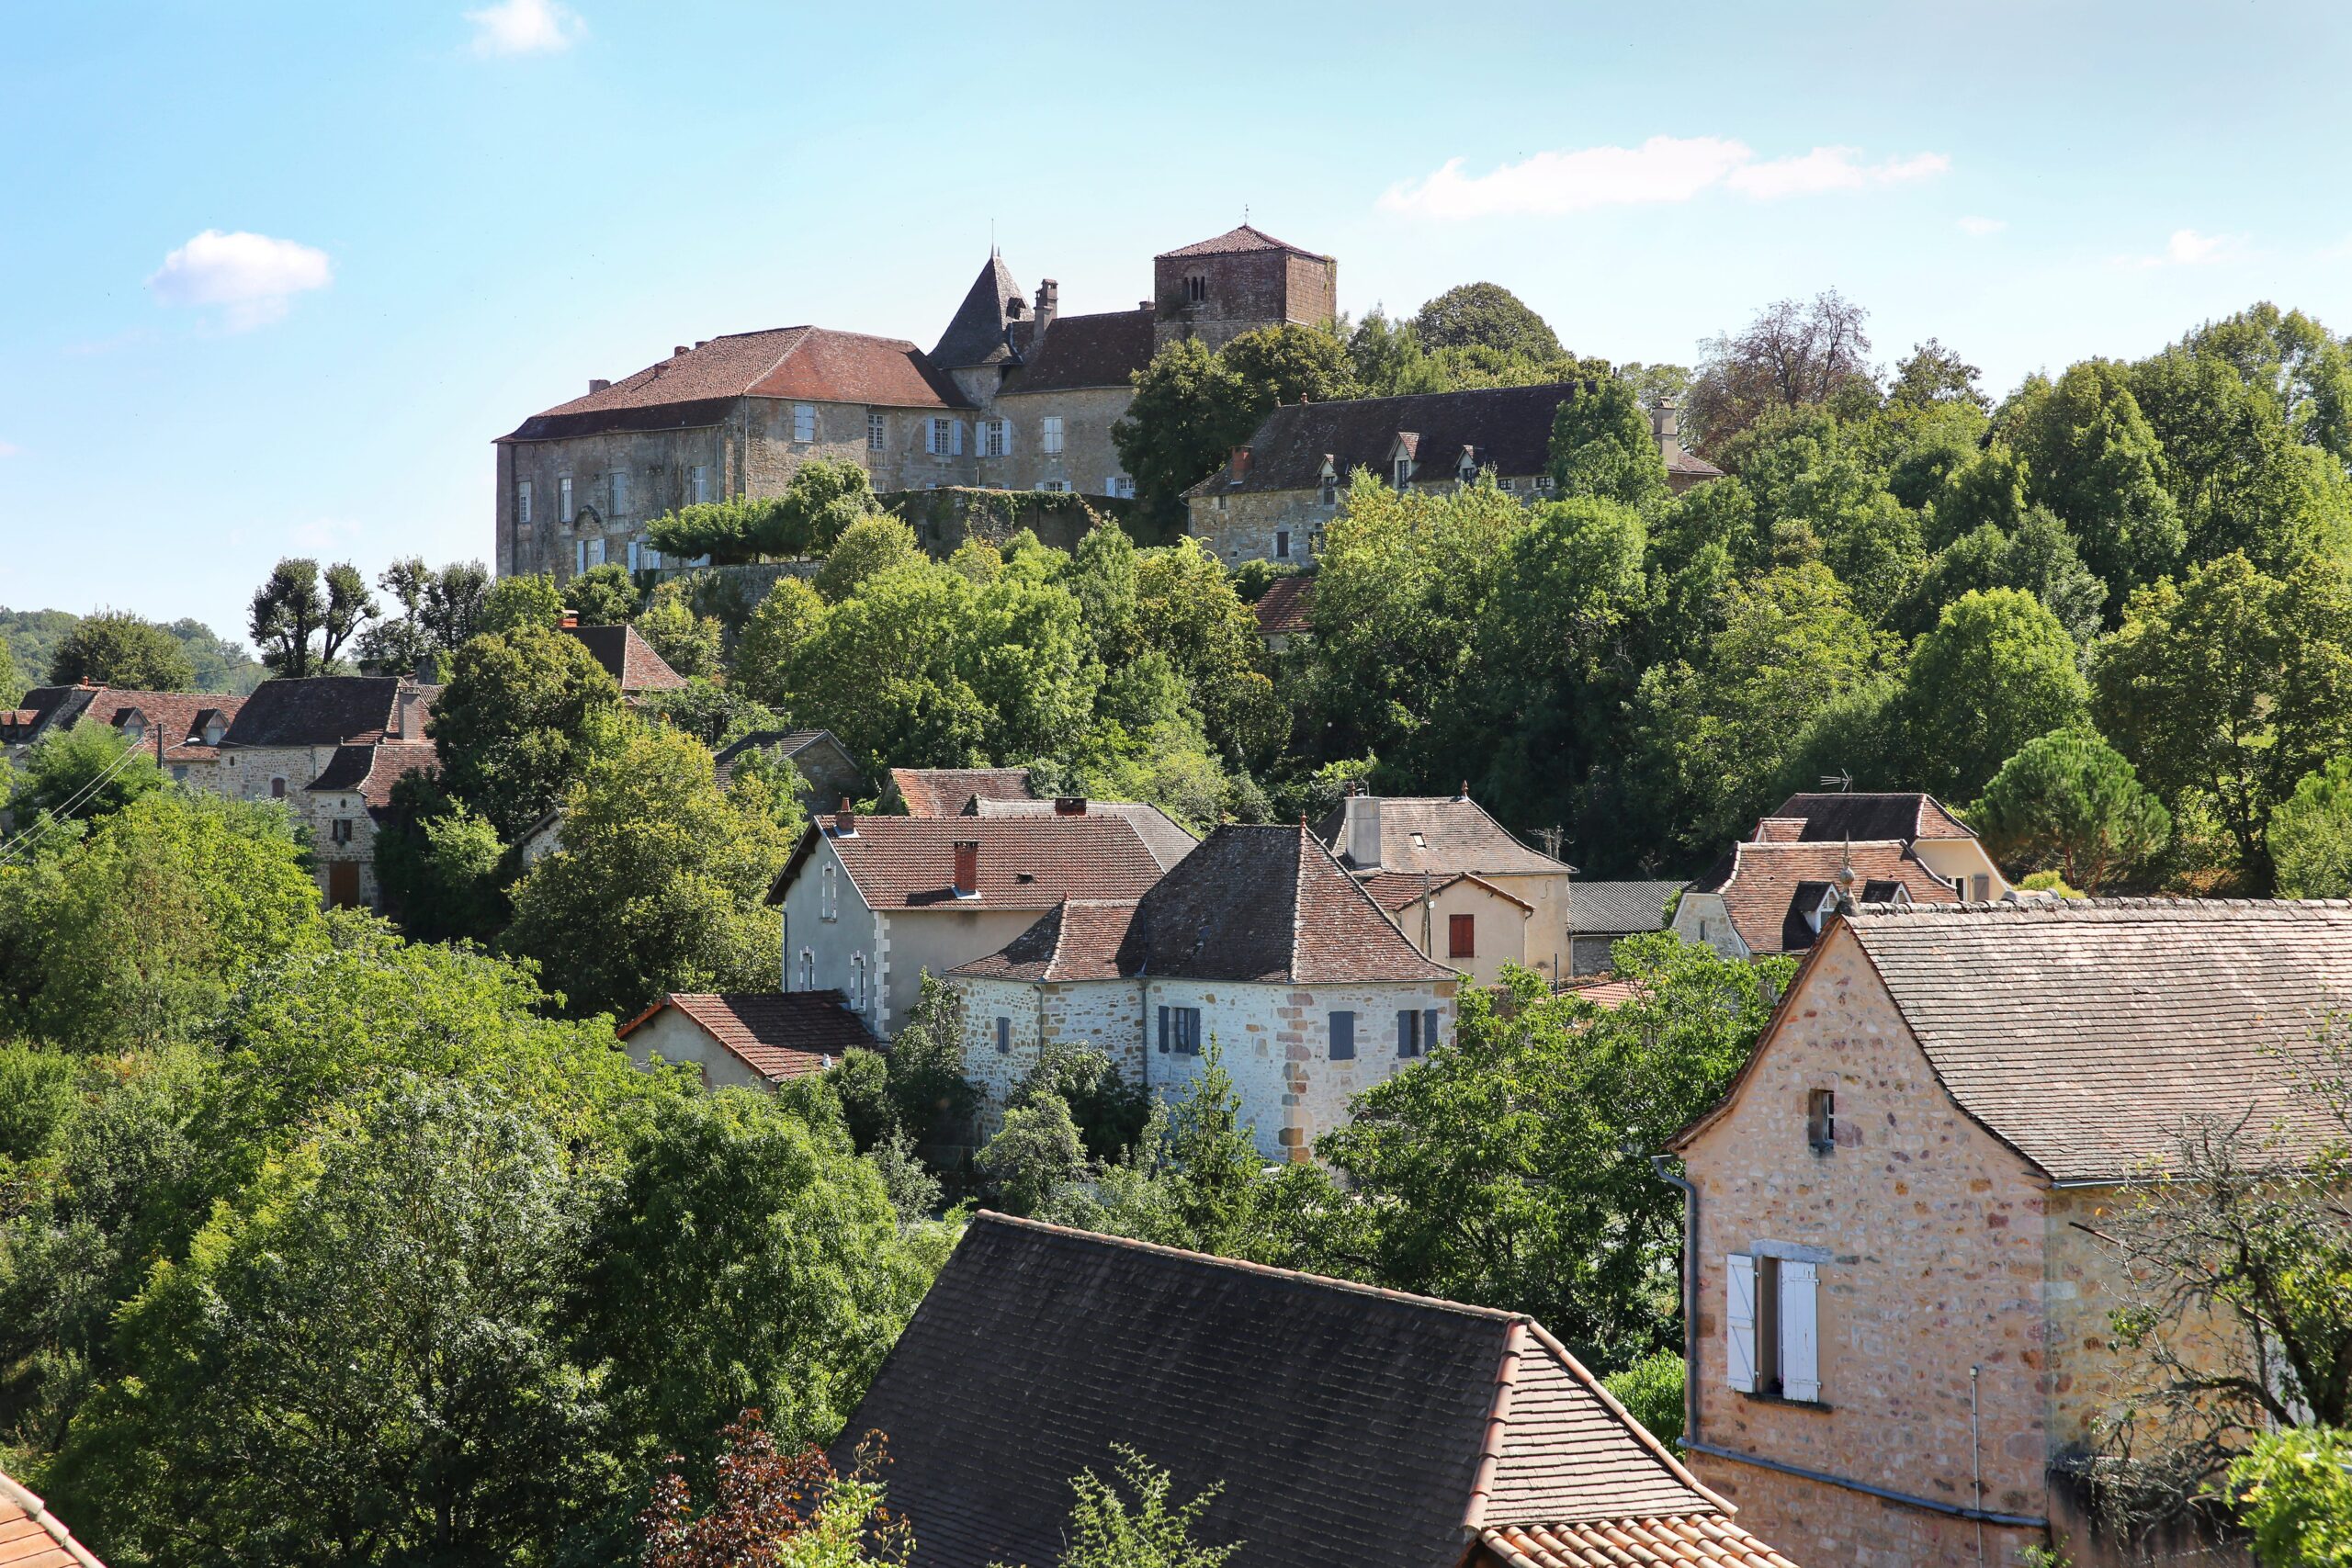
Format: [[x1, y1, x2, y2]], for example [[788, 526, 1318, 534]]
[[1357, 870, 1532, 987], [1317, 790, 1576, 983], [617, 991, 873, 1092]]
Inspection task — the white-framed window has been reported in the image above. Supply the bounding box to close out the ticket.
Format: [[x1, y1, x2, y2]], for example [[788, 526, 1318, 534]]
[[850, 953, 868, 1010], [1532, 474, 1556, 492], [575, 539, 587, 574], [587, 536, 605, 567], [1727, 1253, 1821, 1403], [821, 863, 838, 920], [794, 404, 816, 443], [690, 465, 709, 504], [627, 539, 641, 572], [558, 475, 573, 522], [1036, 479, 1069, 493], [1106, 475, 1135, 499], [1041, 415, 1064, 455], [515, 479, 534, 525], [928, 417, 965, 456], [609, 469, 628, 514], [980, 417, 1011, 457], [797, 949, 815, 990], [868, 411, 886, 451]]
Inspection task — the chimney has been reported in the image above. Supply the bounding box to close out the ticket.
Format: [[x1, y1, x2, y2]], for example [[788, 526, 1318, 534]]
[[952, 839, 979, 897], [695, 340, 708, 349], [673, 345, 690, 357], [1454, 780, 1471, 802], [1651, 398, 1684, 464], [1054, 796, 1086, 815], [560, 612, 579, 628], [1035, 278, 1058, 332], [1227, 446, 1252, 486], [835, 797, 857, 837], [1139, 300, 1154, 313], [588, 378, 611, 394], [1341, 795, 1382, 871]]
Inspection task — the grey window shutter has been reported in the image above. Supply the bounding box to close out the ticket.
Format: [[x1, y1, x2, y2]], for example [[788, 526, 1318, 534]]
[[1158, 1005, 1170, 1053], [1424, 1009, 1440, 1051]]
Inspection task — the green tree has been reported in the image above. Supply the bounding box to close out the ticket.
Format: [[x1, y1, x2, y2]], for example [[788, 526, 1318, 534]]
[[2092, 552, 2352, 891], [1885, 338, 1989, 413], [565, 561, 640, 625], [1548, 377, 1668, 508], [370, 782, 510, 943], [1968, 728, 2170, 892], [1131, 538, 1283, 765], [480, 572, 567, 635], [731, 575, 827, 709], [1601, 1350, 1686, 1451], [1412, 281, 1563, 360], [881, 976, 980, 1149], [8, 718, 164, 825], [44, 610, 197, 690], [2230, 1427, 2352, 1567], [354, 558, 491, 676], [248, 557, 379, 678], [978, 1093, 1088, 1215], [1686, 290, 1877, 454], [2188, 301, 2352, 467], [639, 679, 785, 749], [427, 621, 625, 838], [1037, 1445, 1239, 1568], [1897, 588, 2091, 803], [1009, 1043, 1150, 1163], [812, 513, 922, 604], [505, 720, 794, 1018], [1894, 509, 2107, 644], [768, 458, 884, 557], [2270, 759, 2352, 898], [637, 581, 725, 679], [1113, 325, 1356, 522], [2130, 346, 2352, 570], [2005, 361, 2185, 613], [1928, 442, 2031, 552]]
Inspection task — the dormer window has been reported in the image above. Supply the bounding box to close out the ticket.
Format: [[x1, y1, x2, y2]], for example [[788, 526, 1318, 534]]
[[1808, 885, 1840, 933], [1393, 457, 1413, 490], [1456, 446, 1478, 484], [1318, 457, 1339, 508]]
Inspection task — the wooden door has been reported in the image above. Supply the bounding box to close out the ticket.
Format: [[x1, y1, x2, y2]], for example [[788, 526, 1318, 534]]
[[326, 861, 361, 908]]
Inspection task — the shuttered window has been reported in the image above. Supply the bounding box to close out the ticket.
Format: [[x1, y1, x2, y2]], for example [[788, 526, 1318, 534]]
[[995, 1016, 1012, 1055], [794, 404, 816, 442], [1329, 1010, 1355, 1060], [1781, 1260, 1821, 1402], [1726, 1254, 1758, 1393], [515, 479, 534, 525], [1423, 1008, 1440, 1052], [1448, 913, 1476, 958], [1396, 1010, 1419, 1057], [1041, 416, 1064, 455], [1729, 1253, 1824, 1402]]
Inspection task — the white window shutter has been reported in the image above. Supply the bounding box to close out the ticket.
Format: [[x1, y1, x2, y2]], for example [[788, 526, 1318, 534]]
[[1726, 1254, 1758, 1393], [1781, 1260, 1821, 1402]]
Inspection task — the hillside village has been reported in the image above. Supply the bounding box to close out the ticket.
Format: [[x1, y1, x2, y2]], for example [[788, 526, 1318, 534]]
[[6, 209, 2352, 1568]]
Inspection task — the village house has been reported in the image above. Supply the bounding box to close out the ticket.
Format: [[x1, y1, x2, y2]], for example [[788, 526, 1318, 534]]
[[1185, 386, 1721, 567], [1755, 790, 2008, 901], [881, 765, 1036, 817], [616, 990, 873, 1093], [966, 795, 1199, 867], [1317, 789, 1577, 985], [1672, 839, 1959, 959], [1566, 878, 1679, 976], [834, 1212, 1803, 1568], [1664, 898, 2350, 1567], [947, 823, 1457, 1161], [1250, 572, 1315, 653], [494, 225, 1334, 581], [557, 619, 686, 696], [1, 682, 246, 784], [767, 807, 1166, 1039], [711, 728, 865, 816]]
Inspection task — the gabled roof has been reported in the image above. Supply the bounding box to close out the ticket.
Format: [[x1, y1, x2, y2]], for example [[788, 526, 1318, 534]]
[[1317, 795, 1573, 879], [6, 684, 247, 762], [949, 899, 1140, 982], [776, 816, 1165, 911], [559, 624, 685, 693], [501, 326, 966, 442], [712, 728, 858, 790], [888, 766, 1035, 818], [1253, 574, 1316, 637], [220, 677, 433, 749], [1685, 839, 1955, 955], [1000, 307, 1157, 395], [0, 1466, 106, 1567], [1761, 791, 1975, 842], [303, 740, 438, 813], [969, 797, 1198, 870], [1158, 223, 1331, 262], [1189, 383, 1589, 497], [833, 1213, 1739, 1568], [933, 254, 1026, 369], [1567, 881, 1679, 935], [1358, 869, 1534, 916], [619, 991, 874, 1081]]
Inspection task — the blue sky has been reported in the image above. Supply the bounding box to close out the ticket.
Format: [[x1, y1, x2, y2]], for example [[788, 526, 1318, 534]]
[[6, 0, 2351, 642]]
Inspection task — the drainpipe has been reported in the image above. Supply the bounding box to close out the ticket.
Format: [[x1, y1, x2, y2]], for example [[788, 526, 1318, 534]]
[[1651, 1155, 1700, 1447]]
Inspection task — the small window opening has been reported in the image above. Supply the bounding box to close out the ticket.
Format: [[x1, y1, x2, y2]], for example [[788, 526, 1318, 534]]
[[1807, 1089, 1836, 1155]]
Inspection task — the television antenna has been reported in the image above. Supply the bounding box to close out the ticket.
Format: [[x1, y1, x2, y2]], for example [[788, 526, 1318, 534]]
[[1819, 769, 1854, 794]]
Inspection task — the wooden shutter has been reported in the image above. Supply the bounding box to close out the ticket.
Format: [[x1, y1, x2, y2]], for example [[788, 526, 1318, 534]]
[[950, 420, 964, 455], [1158, 1005, 1170, 1053], [1329, 1010, 1354, 1059], [1396, 1009, 1416, 1056], [1424, 1008, 1440, 1051], [1781, 1260, 1820, 1401], [1726, 1254, 1758, 1393], [1448, 912, 1476, 958]]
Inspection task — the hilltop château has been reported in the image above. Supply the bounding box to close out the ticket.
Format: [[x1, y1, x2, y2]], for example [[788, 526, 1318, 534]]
[[493, 226, 1337, 582]]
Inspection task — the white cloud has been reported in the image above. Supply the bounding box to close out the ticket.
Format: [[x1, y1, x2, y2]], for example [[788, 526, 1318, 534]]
[[147, 230, 333, 329], [1957, 215, 2007, 237], [466, 0, 584, 56], [2116, 228, 2251, 269], [1381, 136, 1947, 220]]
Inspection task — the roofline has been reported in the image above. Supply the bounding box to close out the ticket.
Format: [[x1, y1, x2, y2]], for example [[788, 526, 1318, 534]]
[[1297, 824, 1460, 983], [615, 998, 670, 1040]]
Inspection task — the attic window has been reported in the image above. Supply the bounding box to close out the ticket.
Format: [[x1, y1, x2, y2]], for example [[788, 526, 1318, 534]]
[[1393, 457, 1413, 491], [1410, 831, 1427, 849], [1807, 1089, 1836, 1155], [1015, 872, 1036, 884]]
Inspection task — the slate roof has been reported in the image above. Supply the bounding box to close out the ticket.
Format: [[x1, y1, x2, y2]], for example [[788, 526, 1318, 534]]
[[1252, 574, 1316, 637], [1158, 223, 1331, 261], [712, 728, 855, 790], [1359, 870, 1534, 915], [1189, 383, 1589, 498], [619, 991, 873, 1081], [833, 1213, 1737, 1568], [220, 677, 433, 749], [502, 327, 966, 443], [779, 816, 1165, 911], [1001, 308, 1157, 394], [1687, 840, 1956, 955], [949, 899, 1140, 982], [303, 740, 438, 813], [5, 684, 247, 763], [933, 254, 1026, 369], [970, 797, 1198, 870], [888, 766, 1035, 818], [1317, 795, 1573, 879], [1808, 899, 2352, 1182], [1568, 881, 1679, 935], [1760, 791, 1976, 843], [0, 1466, 105, 1568], [559, 624, 686, 693]]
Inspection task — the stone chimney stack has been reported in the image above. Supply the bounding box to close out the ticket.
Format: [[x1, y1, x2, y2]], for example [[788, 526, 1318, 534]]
[[952, 840, 979, 897], [1650, 398, 1684, 465], [1341, 795, 1382, 871], [1035, 279, 1059, 333], [1228, 446, 1252, 484], [589, 378, 611, 394], [1054, 796, 1087, 815], [834, 797, 857, 837]]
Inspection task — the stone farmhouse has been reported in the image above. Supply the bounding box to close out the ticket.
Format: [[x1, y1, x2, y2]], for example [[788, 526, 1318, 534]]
[[1566, 878, 1679, 976], [711, 728, 865, 818], [1317, 789, 1578, 986], [835, 1212, 1802, 1568], [1664, 898, 2352, 1567], [617, 990, 873, 1093], [767, 807, 1172, 1039], [1187, 385, 1720, 566], [948, 823, 1457, 1162], [2, 683, 247, 784], [493, 225, 1337, 583]]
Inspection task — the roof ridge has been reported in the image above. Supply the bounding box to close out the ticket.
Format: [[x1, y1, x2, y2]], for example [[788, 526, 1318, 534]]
[[1850, 895, 2352, 917]]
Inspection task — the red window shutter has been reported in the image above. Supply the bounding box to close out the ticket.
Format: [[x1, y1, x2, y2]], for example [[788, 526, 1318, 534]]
[[1448, 913, 1476, 959]]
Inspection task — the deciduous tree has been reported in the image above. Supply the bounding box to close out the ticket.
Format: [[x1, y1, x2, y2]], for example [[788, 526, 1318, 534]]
[[1896, 587, 2091, 803], [1686, 290, 1877, 453], [248, 557, 378, 678], [44, 610, 197, 691]]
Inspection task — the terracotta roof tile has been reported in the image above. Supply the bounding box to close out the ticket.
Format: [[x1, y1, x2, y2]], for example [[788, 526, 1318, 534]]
[[1479, 1516, 1797, 1568], [949, 899, 1139, 981], [6, 685, 248, 763], [1252, 574, 1316, 637], [303, 740, 438, 813], [888, 766, 1035, 818], [1358, 869, 1534, 915], [1317, 795, 1573, 879], [1000, 308, 1156, 394], [0, 1469, 105, 1568], [622, 991, 873, 1080], [559, 624, 685, 693], [1688, 840, 1956, 955], [1157, 223, 1331, 261], [1560, 975, 1646, 1010], [1192, 384, 1589, 498], [806, 816, 1164, 910], [969, 797, 1198, 870]]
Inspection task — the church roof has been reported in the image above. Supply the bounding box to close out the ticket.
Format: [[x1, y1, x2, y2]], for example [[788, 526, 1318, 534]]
[[933, 254, 1026, 369]]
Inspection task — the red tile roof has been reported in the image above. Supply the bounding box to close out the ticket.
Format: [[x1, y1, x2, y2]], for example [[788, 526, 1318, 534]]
[[949, 899, 1140, 982], [1689, 839, 1957, 955], [1358, 869, 1533, 914], [1158, 223, 1331, 261], [0, 1468, 105, 1568], [888, 766, 1035, 818], [788, 816, 1165, 911], [7, 685, 248, 764], [968, 798, 1198, 870], [1478, 1516, 1795, 1568], [621, 991, 874, 1080], [559, 624, 686, 693], [1252, 574, 1316, 637], [1559, 975, 1646, 1010]]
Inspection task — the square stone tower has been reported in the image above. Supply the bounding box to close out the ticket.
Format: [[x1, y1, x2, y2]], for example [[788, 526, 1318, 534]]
[[1153, 224, 1338, 353]]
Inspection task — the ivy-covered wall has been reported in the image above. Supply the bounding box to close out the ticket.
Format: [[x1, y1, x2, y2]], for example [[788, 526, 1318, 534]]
[[880, 488, 1137, 556]]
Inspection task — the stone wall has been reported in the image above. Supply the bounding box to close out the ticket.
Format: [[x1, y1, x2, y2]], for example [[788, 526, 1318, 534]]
[[991, 384, 1136, 498], [1186, 475, 1551, 569], [1152, 247, 1336, 353], [958, 976, 1148, 1135], [200, 744, 382, 908], [882, 488, 1130, 556]]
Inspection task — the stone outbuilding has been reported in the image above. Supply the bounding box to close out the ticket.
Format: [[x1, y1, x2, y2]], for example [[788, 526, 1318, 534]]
[[616, 990, 874, 1092], [1665, 898, 2349, 1568], [833, 1212, 1802, 1568], [1566, 878, 1680, 976], [557, 620, 686, 696]]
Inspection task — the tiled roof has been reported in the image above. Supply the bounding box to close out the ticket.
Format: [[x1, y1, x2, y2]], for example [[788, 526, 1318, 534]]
[[1688, 840, 1956, 955], [558, 624, 686, 693], [502, 327, 965, 442], [1317, 795, 1573, 879], [1561, 975, 1646, 1010], [970, 797, 1198, 870], [303, 739, 438, 812], [1001, 308, 1156, 394], [833, 1213, 1734, 1568], [1359, 870, 1534, 915], [1762, 792, 1975, 842], [1568, 881, 1679, 935], [1158, 223, 1331, 261], [888, 766, 1035, 818], [933, 254, 1025, 369], [712, 728, 852, 789], [1253, 574, 1316, 637], [1479, 1517, 1795, 1568], [1667, 448, 1725, 480], [0, 1467, 105, 1568], [786, 816, 1165, 911], [1118, 824, 1454, 984], [620, 991, 873, 1080], [949, 899, 1140, 982], [6, 684, 247, 763], [1189, 383, 1589, 497], [220, 676, 433, 749], [1839, 898, 2352, 1181]]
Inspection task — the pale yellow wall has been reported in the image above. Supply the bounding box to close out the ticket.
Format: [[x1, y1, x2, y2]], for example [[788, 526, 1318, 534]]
[[879, 907, 1053, 1038], [1393, 880, 1532, 987], [1913, 838, 2007, 899], [623, 1008, 774, 1093]]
